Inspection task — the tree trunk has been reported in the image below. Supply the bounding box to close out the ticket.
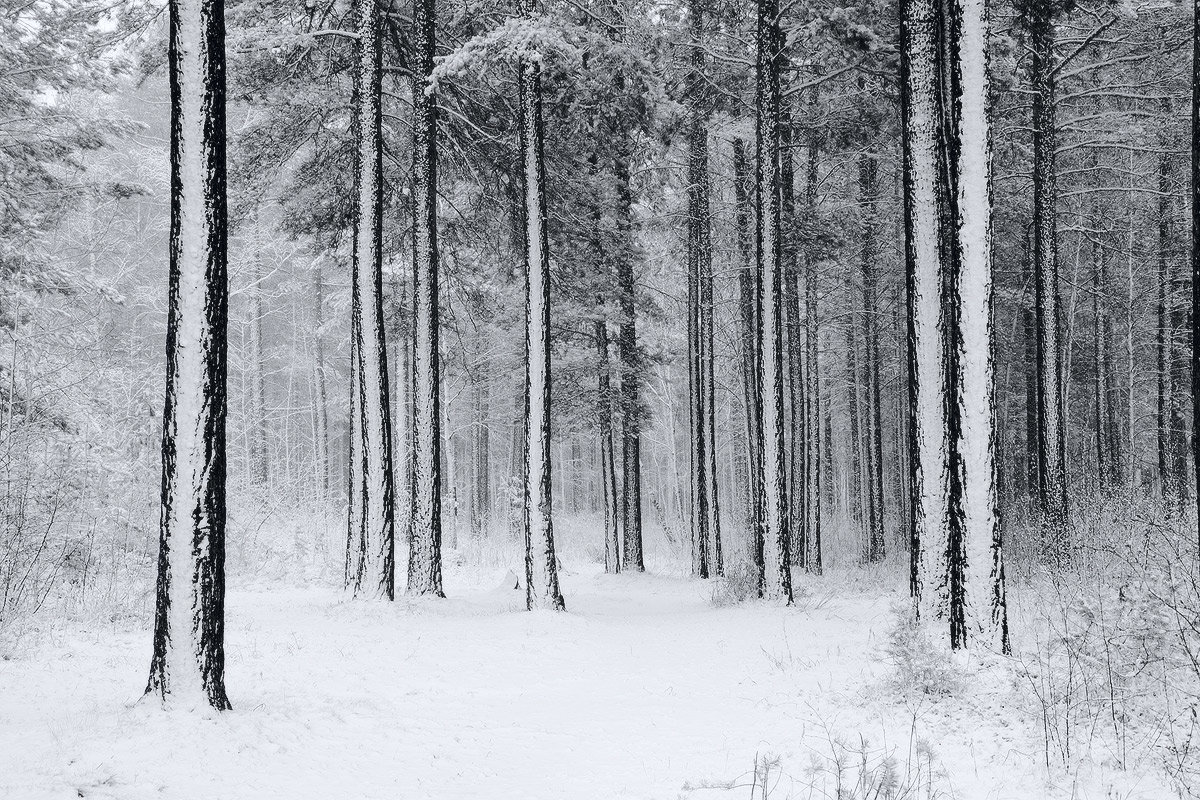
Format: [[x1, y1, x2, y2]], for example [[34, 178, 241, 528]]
[[899, 0, 949, 622], [1191, 0, 1200, 535], [803, 128, 822, 575], [312, 260, 330, 497], [859, 153, 886, 563], [1024, 2, 1068, 530], [755, 0, 793, 603], [408, 0, 443, 596], [350, 0, 395, 599], [146, 0, 231, 710], [616, 130, 644, 573], [517, 6, 565, 610], [733, 138, 764, 589], [249, 259, 269, 487], [596, 318, 620, 573], [947, 0, 1008, 652]]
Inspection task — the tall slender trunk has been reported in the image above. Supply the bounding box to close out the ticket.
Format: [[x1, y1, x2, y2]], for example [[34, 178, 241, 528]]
[[1023, 2, 1068, 529], [349, 0, 395, 599], [900, 0, 949, 621], [146, 0, 231, 710], [1191, 0, 1200, 535], [802, 129, 822, 574], [859, 153, 886, 562], [596, 317, 620, 573], [733, 138, 764, 588], [470, 366, 491, 537], [616, 130, 644, 572], [408, 0, 443, 596], [312, 261, 330, 497], [755, 0, 793, 603], [249, 259, 269, 487], [517, 3, 565, 610]]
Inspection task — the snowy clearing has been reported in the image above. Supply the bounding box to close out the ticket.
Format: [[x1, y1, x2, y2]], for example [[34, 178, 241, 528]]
[[0, 561, 1165, 800]]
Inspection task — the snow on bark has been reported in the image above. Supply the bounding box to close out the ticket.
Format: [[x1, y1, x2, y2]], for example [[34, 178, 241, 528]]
[[408, 0, 444, 597], [1022, 3, 1068, 528], [733, 138, 765, 589], [146, 0, 231, 711], [1191, 0, 1200, 532], [900, 0, 949, 625], [755, 0, 793, 604], [350, 0, 396, 599], [517, 20, 564, 612], [950, 0, 1007, 652]]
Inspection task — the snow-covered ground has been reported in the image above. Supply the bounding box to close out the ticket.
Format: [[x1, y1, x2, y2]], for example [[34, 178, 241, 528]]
[[1, 560, 1170, 799]]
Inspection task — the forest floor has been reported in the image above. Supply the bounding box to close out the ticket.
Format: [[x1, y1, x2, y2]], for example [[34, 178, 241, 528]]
[[0, 557, 1170, 800]]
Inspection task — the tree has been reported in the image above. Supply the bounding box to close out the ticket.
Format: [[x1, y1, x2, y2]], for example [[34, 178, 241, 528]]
[[408, 0, 444, 597], [947, 0, 1008, 652], [517, 0, 565, 612], [1017, 0, 1070, 530], [1193, 0, 1200, 534], [685, 0, 720, 578], [755, 0, 793, 603], [145, 0, 232, 710], [900, 0, 950, 624]]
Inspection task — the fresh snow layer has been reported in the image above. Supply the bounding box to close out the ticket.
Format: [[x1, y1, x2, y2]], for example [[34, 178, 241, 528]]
[[1, 564, 1168, 799]]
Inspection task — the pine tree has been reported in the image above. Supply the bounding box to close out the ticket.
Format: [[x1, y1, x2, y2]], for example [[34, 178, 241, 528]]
[[755, 0, 793, 603], [408, 0, 444, 597], [518, 0, 564, 611], [348, 0, 396, 599], [146, 0, 232, 710]]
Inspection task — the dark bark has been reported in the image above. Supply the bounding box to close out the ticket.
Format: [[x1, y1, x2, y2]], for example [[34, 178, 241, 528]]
[[733, 138, 764, 590], [147, 0, 231, 710], [518, 0, 564, 611], [755, 0, 793, 601], [408, 0, 443, 596]]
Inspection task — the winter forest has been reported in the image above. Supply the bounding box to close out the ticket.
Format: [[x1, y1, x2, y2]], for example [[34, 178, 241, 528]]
[[6, 0, 1200, 796]]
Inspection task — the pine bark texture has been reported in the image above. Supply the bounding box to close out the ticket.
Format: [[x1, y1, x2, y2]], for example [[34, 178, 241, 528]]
[[518, 0, 564, 611], [755, 0, 793, 603], [408, 0, 443, 597], [349, 0, 395, 599], [146, 0, 232, 710]]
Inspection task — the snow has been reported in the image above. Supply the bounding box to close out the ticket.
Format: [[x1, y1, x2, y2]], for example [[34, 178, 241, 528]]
[[0, 561, 1169, 800]]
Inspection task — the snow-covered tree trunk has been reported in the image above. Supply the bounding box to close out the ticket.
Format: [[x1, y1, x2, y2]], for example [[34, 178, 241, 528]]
[[685, 13, 719, 578], [1021, 1, 1068, 530], [948, 0, 1007, 652], [802, 133, 822, 574], [616, 132, 644, 573], [733, 138, 764, 589], [755, 0, 793, 603], [1191, 0, 1200, 531], [899, 0, 949, 623], [470, 370, 490, 538], [686, 127, 709, 578], [350, 0, 395, 599], [596, 317, 620, 573], [408, 0, 443, 597], [248, 258, 268, 487], [517, 11, 564, 611], [859, 153, 886, 563], [312, 261, 330, 497], [146, 0, 232, 710]]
